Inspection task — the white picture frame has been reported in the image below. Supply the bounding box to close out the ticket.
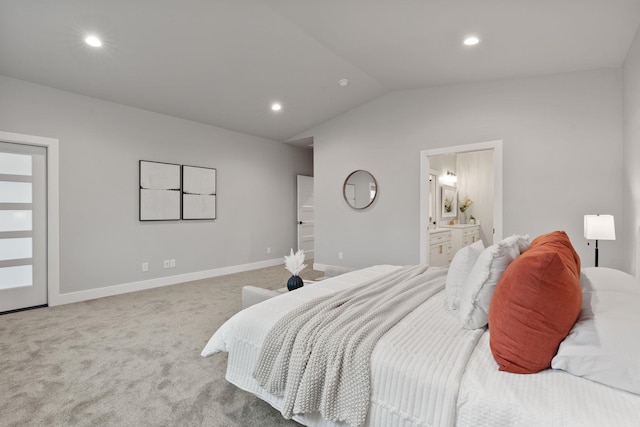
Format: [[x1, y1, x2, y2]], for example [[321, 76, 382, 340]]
[[441, 185, 457, 218], [139, 160, 181, 221]]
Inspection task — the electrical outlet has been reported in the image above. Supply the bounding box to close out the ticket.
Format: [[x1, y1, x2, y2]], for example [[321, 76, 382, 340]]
[[142, 262, 149, 272], [170, 259, 176, 268], [267, 247, 271, 255], [163, 260, 170, 269], [338, 252, 343, 260]]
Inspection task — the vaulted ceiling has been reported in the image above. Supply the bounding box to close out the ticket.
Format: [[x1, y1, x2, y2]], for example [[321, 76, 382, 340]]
[[1, 1, 639, 142]]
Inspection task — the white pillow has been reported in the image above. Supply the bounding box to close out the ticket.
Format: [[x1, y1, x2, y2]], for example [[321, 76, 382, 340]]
[[552, 268, 640, 394], [580, 267, 640, 294], [446, 240, 485, 310], [458, 234, 530, 329]]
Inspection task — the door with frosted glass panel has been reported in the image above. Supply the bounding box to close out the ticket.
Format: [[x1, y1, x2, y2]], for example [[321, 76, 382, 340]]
[[0, 142, 47, 312]]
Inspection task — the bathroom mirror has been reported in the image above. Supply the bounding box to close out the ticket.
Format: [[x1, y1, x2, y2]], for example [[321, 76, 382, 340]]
[[343, 170, 378, 209]]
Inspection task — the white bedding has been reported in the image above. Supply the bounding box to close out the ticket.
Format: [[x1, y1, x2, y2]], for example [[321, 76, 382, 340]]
[[202, 265, 640, 427], [253, 265, 474, 427], [459, 333, 640, 427]]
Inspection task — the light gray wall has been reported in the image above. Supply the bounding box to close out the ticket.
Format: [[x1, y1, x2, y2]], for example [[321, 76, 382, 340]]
[[0, 75, 313, 293], [299, 69, 626, 271], [623, 26, 640, 277]]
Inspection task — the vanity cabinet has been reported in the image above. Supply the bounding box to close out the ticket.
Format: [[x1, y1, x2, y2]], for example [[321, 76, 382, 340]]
[[429, 229, 453, 267], [441, 224, 481, 254]]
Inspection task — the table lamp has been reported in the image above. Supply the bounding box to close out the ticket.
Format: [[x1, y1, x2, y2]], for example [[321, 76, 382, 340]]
[[583, 214, 616, 267]]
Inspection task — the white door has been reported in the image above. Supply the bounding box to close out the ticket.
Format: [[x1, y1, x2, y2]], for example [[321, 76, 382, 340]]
[[297, 175, 314, 259], [0, 141, 47, 313]]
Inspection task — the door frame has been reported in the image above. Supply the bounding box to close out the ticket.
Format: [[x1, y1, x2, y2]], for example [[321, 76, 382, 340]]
[[0, 131, 60, 306], [296, 175, 314, 257], [419, 140, 503, 265]]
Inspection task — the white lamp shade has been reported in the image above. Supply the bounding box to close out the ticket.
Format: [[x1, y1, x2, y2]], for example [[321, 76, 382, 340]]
[[584, 215, 616, 240]]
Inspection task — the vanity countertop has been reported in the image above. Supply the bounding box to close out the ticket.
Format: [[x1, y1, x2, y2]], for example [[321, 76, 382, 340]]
[[429, 228, 451, 234], [439, 224, 478, 229]]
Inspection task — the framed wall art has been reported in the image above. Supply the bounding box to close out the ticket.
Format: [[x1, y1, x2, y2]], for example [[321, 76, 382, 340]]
[[441, 184, 457, 218], [139, 160, 181, 221], [182, 165, 217, 220]]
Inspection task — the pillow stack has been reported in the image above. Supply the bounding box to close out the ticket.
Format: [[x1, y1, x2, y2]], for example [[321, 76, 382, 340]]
[[458, 235, 530, 329], [445, 234, 530, 329], [488, 231, 582, 374]]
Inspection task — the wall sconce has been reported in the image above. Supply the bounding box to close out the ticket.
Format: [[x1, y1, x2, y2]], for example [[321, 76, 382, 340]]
[[440, 170, 457, 185], [584, 214, 616, 267]]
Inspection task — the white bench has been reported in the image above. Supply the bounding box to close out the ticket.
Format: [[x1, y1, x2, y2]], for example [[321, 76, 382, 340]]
[[241, 266, 355, 309], [241, 286, 288, 309]]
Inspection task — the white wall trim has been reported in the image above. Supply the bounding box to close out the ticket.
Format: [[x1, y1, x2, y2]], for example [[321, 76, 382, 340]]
[[52, 258, 284, 306], [0, 130, 60, 307], [420, 140, 503, 264]]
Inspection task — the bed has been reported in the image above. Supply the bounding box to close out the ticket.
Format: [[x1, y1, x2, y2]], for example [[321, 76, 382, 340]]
[[202, 232, 640, 426]]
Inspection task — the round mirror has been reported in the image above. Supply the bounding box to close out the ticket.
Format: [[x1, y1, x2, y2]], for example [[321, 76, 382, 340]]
[[343, 170, 378, 209]]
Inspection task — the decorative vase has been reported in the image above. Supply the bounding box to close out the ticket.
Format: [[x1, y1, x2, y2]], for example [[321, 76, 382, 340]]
[[287, 275, 304, 291], [460, 211, 467, 224]]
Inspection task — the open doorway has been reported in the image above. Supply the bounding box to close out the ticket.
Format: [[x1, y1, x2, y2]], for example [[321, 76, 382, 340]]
[[419, 140, 503, 265]]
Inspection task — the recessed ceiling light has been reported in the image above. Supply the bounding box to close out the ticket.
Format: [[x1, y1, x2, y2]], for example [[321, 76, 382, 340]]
[[463, 36, 480, 46], [338, 78, 349, 87], [84, 35, 102, 47], [271, 102, 282, 112]]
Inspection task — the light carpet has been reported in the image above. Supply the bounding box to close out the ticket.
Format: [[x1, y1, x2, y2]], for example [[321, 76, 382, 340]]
[[0, 264, 323, 427]]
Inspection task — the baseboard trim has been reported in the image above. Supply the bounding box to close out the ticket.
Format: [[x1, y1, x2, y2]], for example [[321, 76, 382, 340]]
[[50, 258, 283, 306]]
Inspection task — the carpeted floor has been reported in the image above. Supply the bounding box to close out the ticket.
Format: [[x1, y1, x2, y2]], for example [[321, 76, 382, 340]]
[[0, 264, 323, 427]]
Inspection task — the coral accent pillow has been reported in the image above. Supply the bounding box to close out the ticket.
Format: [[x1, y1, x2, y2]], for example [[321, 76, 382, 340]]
[[488, 231, 582, 374]]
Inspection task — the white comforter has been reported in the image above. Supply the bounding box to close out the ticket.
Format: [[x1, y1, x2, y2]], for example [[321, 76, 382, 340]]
[[202, 265, 640, 427]]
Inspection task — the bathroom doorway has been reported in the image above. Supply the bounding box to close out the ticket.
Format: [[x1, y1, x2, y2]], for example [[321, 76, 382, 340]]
[[419, 140, 503, 265]]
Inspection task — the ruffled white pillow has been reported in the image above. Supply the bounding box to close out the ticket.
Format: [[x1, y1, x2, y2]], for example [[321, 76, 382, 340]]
[[458, 234, 530, 329], [445, 239, 485, 310]]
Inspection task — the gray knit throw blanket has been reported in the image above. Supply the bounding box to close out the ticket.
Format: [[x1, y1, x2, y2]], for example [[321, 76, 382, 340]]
[[253, 265, 447, 427]]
